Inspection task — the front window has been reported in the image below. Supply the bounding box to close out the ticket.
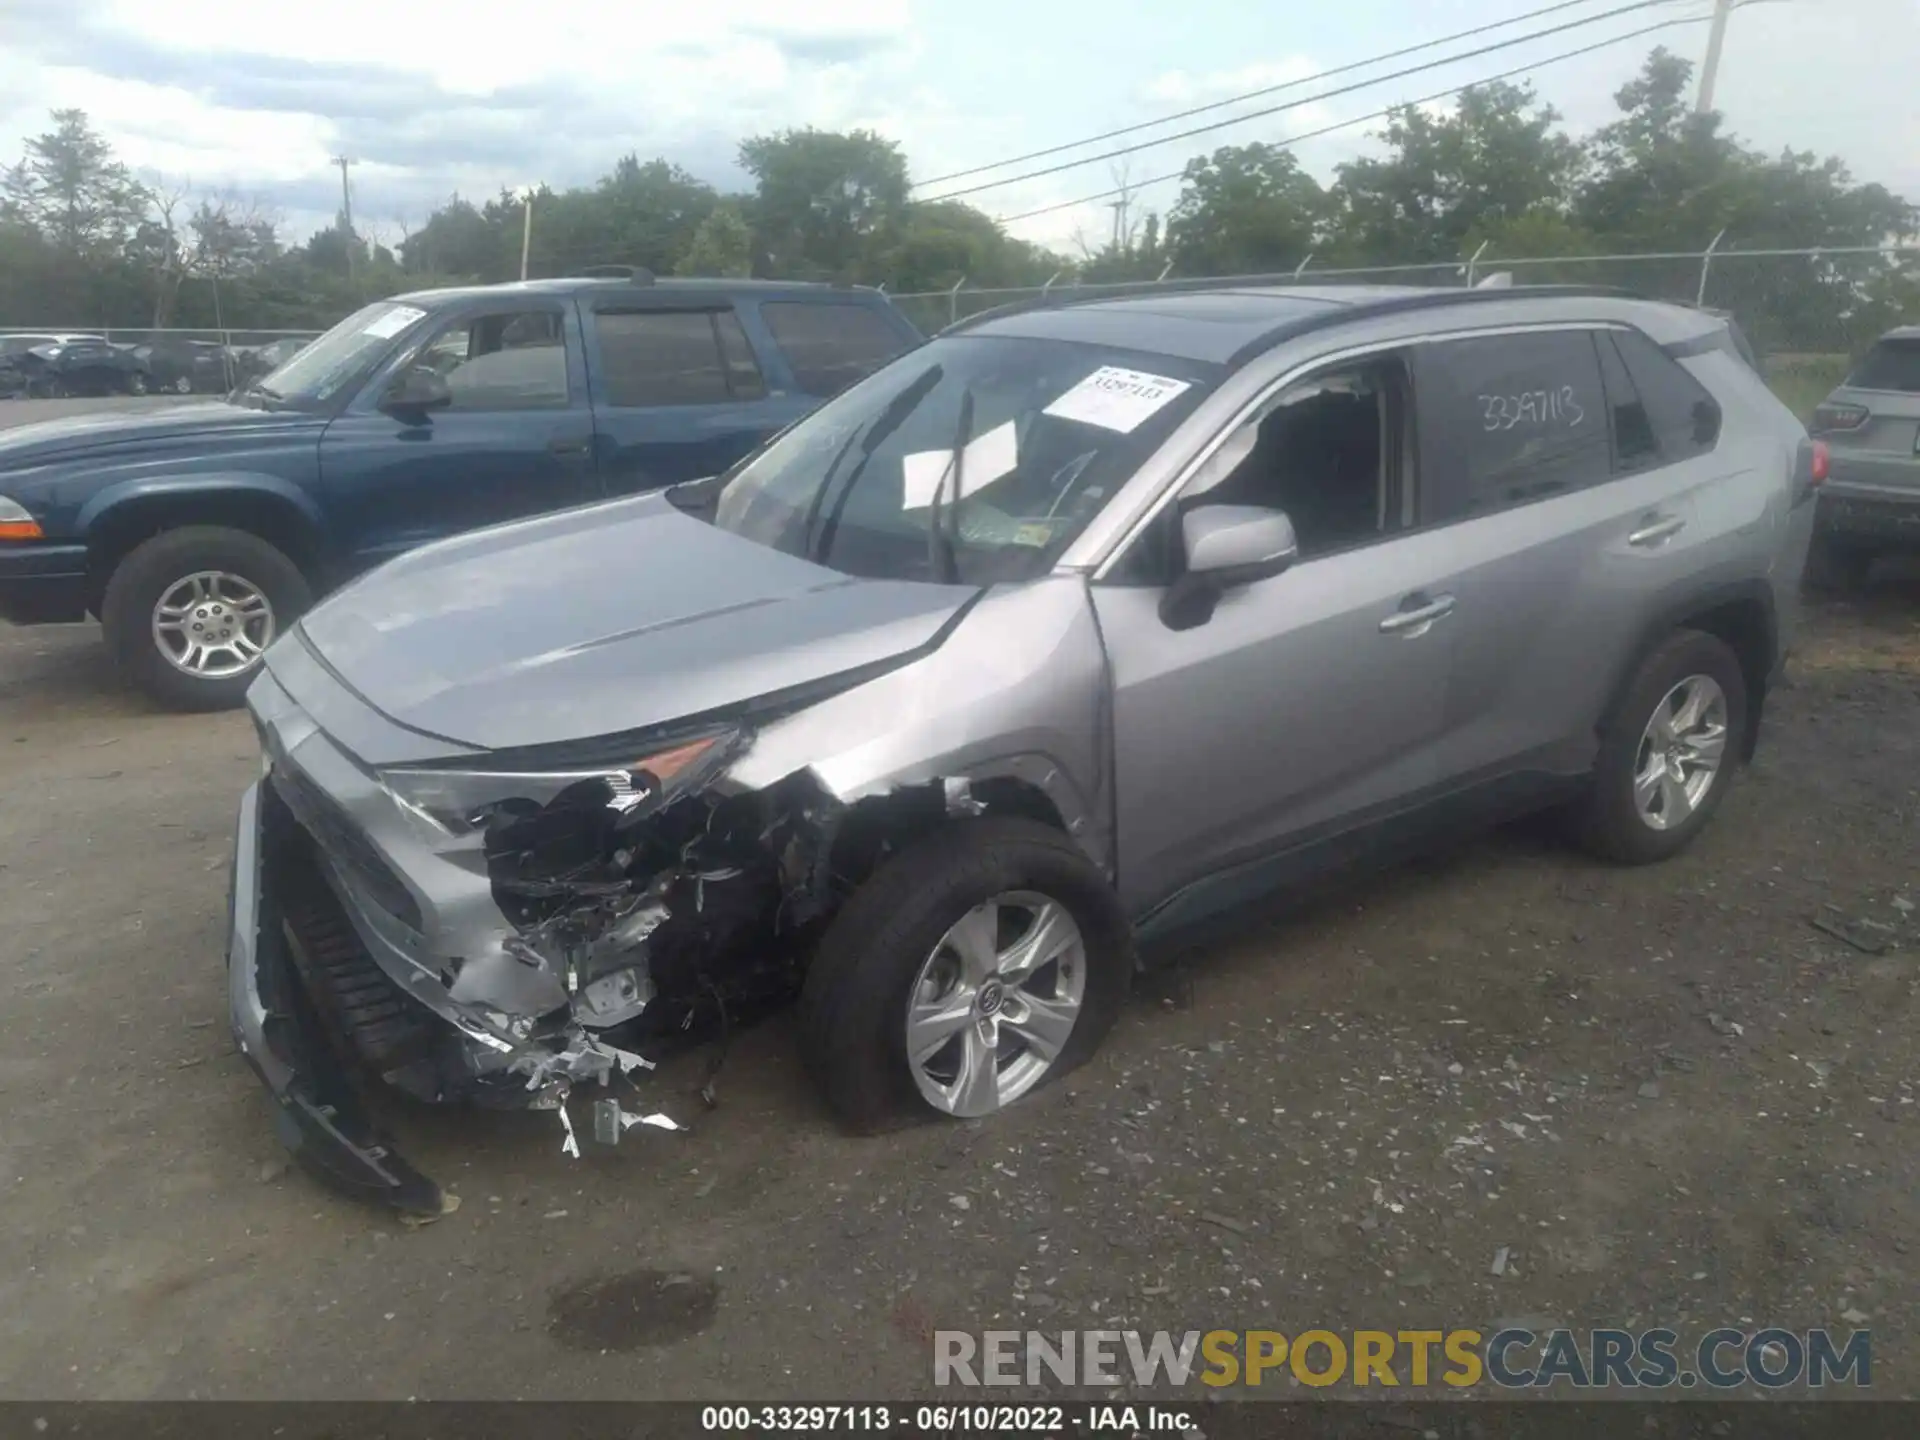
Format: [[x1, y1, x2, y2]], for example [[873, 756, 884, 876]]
[[249, 300, 433, 407], [709, 334, 1220, 585]]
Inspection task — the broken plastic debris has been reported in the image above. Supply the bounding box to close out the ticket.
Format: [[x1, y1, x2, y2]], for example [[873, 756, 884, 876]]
[[591, 1098, 682, 1144], [399, 1192, 462, 1229], [557, 1100, 581, 1159], [1491, 1246, 1511, 1277], [1812, 906, 1899, 954]]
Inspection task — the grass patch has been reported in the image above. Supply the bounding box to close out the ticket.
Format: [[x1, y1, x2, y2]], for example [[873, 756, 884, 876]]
[[1766, 352, 1851, 423]]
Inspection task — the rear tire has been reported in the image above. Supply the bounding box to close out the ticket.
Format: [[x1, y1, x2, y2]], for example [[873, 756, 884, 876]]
[[172, 375, 194, 395], [1571, 629, 1747, 865], [100, 526, 311, 712], [126, 371, 148, 396], [799, 818, 1132, 1133]]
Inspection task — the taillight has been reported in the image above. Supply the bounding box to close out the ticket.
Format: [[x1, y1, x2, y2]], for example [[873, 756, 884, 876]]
[[1810, 440, 1830, 488], [1812, 402, 1869, 433]]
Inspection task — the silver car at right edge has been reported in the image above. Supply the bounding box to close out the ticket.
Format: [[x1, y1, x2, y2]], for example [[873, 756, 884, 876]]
[[226, 283, 1818, 1212], [1808, 324, 1920, 588]]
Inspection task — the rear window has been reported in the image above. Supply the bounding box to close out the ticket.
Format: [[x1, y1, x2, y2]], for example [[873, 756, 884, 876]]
[[1845, 338, 1920, 393], [1416, 329, 1614, 522], [595, 309, 763, 407], [761, 302, 910, 398]]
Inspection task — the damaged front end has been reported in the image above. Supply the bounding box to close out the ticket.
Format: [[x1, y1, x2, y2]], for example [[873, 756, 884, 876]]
[[230, 691, 856, 1213]]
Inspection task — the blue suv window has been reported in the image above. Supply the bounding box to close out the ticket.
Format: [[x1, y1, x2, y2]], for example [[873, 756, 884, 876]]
[[597, 309, 764, 407]]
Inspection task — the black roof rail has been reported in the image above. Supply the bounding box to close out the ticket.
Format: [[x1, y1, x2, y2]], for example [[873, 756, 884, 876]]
[[943, 276, 1653, 365], [575, 264, 656, 284]]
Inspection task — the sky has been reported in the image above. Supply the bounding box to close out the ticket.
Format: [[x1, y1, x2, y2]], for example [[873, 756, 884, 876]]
[[1, 0, 1915, 281]]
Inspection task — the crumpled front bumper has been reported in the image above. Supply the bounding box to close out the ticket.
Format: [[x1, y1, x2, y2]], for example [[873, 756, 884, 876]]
[[226, 779, 445, 1215]]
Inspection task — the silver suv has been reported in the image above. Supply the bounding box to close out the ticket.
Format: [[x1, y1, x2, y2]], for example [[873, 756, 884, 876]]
[[1807, 324, 1920, 588], [227, 284, 1819, 1212]]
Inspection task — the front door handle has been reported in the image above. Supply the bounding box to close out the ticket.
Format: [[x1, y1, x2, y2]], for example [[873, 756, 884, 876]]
[[1379, 592, 1456, 637], [1628, 514, 1686, 547], [548, 434, 593, 459]]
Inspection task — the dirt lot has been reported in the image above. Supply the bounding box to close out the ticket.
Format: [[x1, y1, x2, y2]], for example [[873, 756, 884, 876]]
[[0, 408, 1917, 1403]]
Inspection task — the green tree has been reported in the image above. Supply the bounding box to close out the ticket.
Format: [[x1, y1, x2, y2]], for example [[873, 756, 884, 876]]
[[4, 109, 148, 256], [675, 201, 753, 277], [1329, 81, 1581, 265], [401, 196, 513, 278], [739, 128, 910, 280], [1166, 143, 1327, 275]]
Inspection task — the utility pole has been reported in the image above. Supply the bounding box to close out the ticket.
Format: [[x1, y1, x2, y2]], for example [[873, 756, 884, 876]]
[[332, 154, 358, 285], [1106, 197, 1128, 255], [1695, 0, 1734, 114], [520, 190, 534, 281]]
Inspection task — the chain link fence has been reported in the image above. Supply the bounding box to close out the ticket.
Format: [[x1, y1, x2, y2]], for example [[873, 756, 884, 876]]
[[888, 243, 1920, 417], [0, 327, 326, 347]]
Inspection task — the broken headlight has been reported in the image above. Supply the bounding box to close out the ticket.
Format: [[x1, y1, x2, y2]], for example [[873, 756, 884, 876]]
[[377, 731, 740, 842]]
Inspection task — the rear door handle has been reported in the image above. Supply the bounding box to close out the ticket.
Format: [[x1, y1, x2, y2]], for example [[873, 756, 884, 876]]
[[1628, 514, 1686, 547], [548, 434, 593, 458], [1379, 592, 1456, 636]]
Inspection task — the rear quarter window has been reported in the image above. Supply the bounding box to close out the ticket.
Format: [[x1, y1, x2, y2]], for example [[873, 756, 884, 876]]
[[1611, 327, 1721, 459], [761, 301, 911, 398], [1845, 337, 1920, 393]]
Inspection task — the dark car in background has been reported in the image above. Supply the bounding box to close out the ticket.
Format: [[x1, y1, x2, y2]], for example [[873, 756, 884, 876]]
[[135, 338, 236, 395], [0, 332, 112, 397], [6, 336, 152, 397], [0, 271, 922, 709]]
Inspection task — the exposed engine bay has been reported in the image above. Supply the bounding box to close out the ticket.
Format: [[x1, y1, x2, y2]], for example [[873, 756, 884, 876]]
[[260, 719, 982, 1182]]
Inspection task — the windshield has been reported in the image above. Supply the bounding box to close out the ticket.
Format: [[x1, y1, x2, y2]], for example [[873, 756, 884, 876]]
[[253, 299, 432, 405], [711, 334, 1220, 585]]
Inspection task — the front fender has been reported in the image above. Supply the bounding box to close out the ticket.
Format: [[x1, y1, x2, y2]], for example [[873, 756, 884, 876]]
[[76, 471, 326, 537], [726, 577, 1115, 875]]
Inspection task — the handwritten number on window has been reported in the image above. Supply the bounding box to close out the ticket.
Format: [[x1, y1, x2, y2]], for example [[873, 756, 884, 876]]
[[1478, 387, 1585, 432]]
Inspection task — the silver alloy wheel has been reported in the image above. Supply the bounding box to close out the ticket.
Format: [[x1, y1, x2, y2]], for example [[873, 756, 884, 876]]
[[905, 890, 1087, 1118], [1632, 673, 1728, 831], [173, 375, 193, 394], [150, 570, 276, 679]]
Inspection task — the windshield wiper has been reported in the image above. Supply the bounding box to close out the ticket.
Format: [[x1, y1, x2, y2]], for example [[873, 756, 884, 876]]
[[810, 363, 944, 566], [926, 388, 971, 586]]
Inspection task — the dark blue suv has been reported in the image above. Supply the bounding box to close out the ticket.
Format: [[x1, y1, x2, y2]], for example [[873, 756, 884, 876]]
[[0, 272, 922, 709]]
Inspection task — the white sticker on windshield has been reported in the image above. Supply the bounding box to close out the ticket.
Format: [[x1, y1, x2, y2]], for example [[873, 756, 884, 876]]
[[1043, 365, 1192, 434], [901, 420, 1019, 510], [362, 305, 427, 339]]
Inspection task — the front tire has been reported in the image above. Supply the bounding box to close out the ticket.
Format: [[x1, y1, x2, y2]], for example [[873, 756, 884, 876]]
[[1572, 629, 1747, 865], [100, 526, 311, 711], [126, 371, 148, 396], [800, 818, 1132, 1132]]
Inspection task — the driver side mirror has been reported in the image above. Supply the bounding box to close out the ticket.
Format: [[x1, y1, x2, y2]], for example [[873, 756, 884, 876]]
[[380, 365, 452, 420], [1159, 504, 1299, 631]]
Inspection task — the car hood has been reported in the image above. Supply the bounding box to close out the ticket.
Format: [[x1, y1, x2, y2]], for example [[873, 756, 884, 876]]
[[0, 400, 304, 466], [290, 492, 980, 752]]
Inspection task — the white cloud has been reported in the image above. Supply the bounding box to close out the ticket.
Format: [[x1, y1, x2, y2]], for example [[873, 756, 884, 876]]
[[1143, 56, 1323, 107]]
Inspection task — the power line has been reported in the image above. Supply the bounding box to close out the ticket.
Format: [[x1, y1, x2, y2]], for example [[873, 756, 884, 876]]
[[991, 13, 1712, 225], [915, 0, 1652, 191], [918, 0, 1693, 206]]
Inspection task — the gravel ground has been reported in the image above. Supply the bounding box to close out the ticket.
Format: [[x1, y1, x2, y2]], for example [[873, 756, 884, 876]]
[[0, 402, 1916, 1403]]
